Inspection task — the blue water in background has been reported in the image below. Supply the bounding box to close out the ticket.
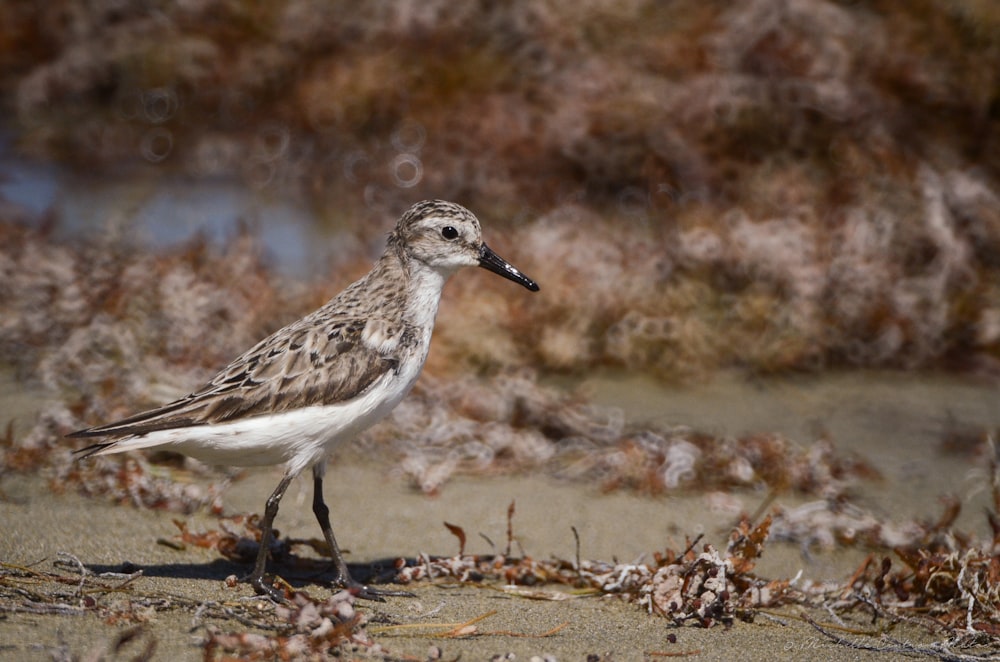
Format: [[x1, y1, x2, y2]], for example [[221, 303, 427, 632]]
[[0, 134, 347, 278]]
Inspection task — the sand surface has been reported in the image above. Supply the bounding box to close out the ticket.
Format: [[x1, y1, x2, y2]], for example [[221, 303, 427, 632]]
[[2, 371, 998, 659], [0, 467, 924, 661]]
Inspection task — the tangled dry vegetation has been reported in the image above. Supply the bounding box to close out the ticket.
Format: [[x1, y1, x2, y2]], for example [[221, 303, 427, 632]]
[[2, 0, 999, 379], [4, 483, 1000, 659], [1, 215, 881, 509]]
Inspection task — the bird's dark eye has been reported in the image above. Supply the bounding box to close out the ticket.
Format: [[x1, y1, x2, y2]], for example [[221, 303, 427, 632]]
[[441, 226, 459, 240]]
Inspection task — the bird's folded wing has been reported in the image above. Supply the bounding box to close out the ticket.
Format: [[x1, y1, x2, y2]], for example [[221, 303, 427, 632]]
[[68, 316, 406, 438]]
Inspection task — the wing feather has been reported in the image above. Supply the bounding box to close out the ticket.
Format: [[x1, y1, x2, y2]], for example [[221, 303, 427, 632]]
[[68, 313, 411, 439]]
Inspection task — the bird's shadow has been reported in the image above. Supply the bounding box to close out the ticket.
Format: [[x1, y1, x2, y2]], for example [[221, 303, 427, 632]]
[[85, 557, 405, 591]]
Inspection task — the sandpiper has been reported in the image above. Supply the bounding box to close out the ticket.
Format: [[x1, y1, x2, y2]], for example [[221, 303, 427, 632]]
[[68, 200, 539, 601]]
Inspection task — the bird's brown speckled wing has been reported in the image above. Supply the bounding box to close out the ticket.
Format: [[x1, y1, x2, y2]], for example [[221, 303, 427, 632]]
[[68, 315, 407, 439]]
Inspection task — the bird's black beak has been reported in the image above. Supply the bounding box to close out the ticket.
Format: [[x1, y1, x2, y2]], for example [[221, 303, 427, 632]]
[[478, 244, 539, 291]]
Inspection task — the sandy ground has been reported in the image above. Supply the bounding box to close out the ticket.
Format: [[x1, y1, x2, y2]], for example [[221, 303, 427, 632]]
[[2, 371, 999, 660], [0, 466, 921, 661]]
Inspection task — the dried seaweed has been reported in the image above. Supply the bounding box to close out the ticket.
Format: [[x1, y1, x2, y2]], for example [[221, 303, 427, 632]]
[[2, 1, 1000, 380]]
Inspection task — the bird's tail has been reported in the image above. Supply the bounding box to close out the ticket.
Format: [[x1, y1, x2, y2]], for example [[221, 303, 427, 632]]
[[73, 442, 117, 458]]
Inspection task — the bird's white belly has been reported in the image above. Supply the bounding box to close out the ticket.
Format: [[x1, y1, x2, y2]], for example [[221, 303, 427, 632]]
[[103, 361, 424, 476]]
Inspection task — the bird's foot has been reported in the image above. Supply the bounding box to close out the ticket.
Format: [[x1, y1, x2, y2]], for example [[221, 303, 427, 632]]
[[337, 575, 414, 602], [245, 573, 290, 603], [242, 569, 413, 602]]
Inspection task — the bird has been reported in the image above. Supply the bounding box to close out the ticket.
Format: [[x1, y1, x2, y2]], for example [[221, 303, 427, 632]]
[[68, 200, 539, 601]]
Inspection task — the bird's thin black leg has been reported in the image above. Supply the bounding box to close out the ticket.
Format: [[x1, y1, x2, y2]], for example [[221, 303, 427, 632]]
[[245, 472, 295, 602], [311, 463, 412, 601]]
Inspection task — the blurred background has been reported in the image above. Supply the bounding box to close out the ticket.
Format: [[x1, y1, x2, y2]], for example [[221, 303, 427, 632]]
[[1, 0, 999, 388], [3, 6, 1000, 650]]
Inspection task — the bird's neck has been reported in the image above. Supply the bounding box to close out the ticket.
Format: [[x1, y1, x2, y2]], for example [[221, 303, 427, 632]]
[[405, 264, 446, 333], [368, 248, 447, 331]]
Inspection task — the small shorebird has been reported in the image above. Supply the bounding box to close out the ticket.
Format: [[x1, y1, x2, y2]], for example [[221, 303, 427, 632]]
[[68, 200, 539, 601]]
